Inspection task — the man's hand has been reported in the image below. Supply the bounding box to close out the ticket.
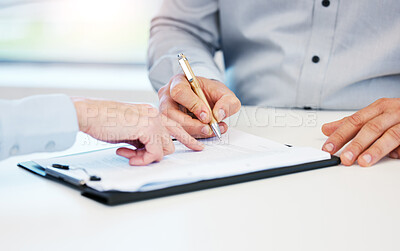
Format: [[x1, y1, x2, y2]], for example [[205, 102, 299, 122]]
[[322, 98, 400, 167], [72, 98, 204, 166], [158, 74, 241, 138]]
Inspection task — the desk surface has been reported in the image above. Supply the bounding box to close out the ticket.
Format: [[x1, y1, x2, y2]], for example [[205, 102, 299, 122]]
[[1, 106, 399, 251]]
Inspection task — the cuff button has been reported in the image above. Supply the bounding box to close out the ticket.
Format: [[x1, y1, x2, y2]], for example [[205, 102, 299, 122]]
[[45, 141, 56, 151], [9, 145, 19, 156]]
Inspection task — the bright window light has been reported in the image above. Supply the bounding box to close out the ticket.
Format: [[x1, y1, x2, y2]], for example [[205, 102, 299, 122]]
[[0, 0, 162, 64]]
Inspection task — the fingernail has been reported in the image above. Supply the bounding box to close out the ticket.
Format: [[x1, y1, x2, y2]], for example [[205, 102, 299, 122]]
[[343, 151, 354, 162], [362, 154, 372, 164], [201, 126, 211, 135], [199, 112, 208, 122], [324, 143, 334, 152], [218, 109, 226, 121], [219, 125, 225, 133], [389, 152, 399, 159]]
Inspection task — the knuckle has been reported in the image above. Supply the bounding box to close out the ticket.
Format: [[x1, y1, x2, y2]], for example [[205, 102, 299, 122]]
[[332, 131, 346, 144], [158, 86, 167, 97], [197, 77, 206, 87], [387, 127, 400, 144], [226, 95, 237, 105], [375, 98, 391, 110], [372, 145, 384, 157], [226, 97, 241, 114], [375, 98, 386, 106], [170, 84, 185, 100], [149, 106, 159, 114], [365, 121, 383, 134], [233, 97, 241, 113], [349, 140, 364, 153], [221, 95, 241, 115], [188, 100, 201, 113], [379, 98, 389, 104], [348, 113, 364, 127]]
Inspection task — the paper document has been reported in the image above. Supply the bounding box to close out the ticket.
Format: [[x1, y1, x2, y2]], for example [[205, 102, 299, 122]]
[[34, 129, 331, 192]]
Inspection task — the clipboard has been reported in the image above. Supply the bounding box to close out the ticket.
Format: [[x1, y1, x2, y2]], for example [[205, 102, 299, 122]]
[[18, 156, 340, 206]]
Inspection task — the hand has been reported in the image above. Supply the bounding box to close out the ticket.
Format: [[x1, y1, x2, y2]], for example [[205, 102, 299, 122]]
[[72, 98, 204, 166], [321, 98, 400, 167], [158, 74, 241, 138]]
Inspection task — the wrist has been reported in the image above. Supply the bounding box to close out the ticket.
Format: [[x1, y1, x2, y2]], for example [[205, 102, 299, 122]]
[[71, 97, 90, 133]]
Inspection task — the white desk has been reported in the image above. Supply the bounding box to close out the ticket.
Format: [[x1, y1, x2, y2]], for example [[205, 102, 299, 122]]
[[1, 106, 399, 251]]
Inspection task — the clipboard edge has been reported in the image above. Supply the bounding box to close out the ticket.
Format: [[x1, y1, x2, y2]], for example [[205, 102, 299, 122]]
[[19, 156, 340, 206], [81, 155, 341, 206]]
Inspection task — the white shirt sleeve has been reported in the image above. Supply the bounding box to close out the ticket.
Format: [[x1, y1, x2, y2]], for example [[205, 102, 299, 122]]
[[0, 94, 79, 161]]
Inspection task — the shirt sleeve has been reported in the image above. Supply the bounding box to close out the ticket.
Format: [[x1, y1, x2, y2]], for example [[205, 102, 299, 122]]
[[147, 0, 224, 90], [0, 94, 79, 161]]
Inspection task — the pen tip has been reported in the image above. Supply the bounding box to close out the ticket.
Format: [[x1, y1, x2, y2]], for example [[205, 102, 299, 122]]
[[211, 123, 222, 140]]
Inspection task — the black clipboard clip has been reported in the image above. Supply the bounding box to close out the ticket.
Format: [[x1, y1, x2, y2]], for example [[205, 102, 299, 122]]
[[51, 164, 102, 182]]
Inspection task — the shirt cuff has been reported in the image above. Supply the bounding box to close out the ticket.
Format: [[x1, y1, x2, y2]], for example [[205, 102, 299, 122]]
[[148, 56, 225, 91], [190, 64, 225, 83], [0, 94, 79, 160]]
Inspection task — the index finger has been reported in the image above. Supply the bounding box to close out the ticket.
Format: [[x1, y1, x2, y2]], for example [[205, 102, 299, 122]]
[[162, 115, 205, 151], [321, 117, 347, 136], [169, 74, 211, 124], [322, 102, 384, 154], [201, 78, 241, 122]]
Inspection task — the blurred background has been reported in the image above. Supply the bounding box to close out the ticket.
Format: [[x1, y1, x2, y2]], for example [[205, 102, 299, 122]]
[[0, 0, 163, 102]]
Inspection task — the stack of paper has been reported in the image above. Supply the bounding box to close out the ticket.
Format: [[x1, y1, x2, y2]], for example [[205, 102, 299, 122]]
[[34, 129, 331, 192]]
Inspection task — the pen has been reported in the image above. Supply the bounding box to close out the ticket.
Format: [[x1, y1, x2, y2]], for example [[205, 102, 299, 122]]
[[177, 53, 222, 140]]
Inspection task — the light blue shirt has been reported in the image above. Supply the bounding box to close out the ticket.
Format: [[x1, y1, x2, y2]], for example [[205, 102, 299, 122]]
[[0, 94, 78, 161], [148, 0, 400, 109]]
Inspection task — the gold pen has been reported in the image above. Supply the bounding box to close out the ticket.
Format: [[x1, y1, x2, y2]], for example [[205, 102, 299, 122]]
[[177, 53, 222, 140]]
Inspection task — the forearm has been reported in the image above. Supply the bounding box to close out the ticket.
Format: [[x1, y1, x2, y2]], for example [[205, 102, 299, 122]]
[[0, 94, 79, 160], [147, 0, 224, 90]]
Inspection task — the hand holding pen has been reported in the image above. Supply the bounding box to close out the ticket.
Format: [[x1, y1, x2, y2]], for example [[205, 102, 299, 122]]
[[157, 54, 241, 139]]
